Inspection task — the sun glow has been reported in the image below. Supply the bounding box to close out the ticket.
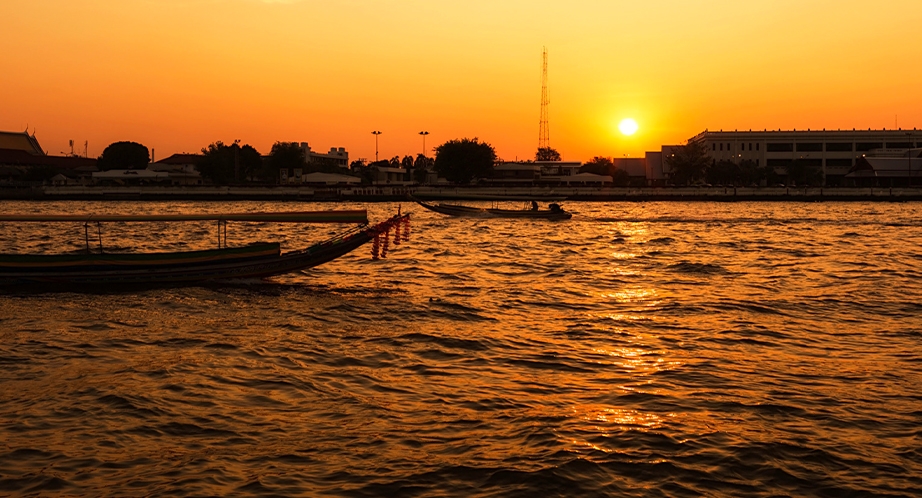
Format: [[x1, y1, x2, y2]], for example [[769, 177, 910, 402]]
[[619, 118, 639, 136]]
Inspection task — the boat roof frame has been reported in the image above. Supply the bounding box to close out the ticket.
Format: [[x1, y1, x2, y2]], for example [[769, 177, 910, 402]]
[[0, 210, 369, 224]]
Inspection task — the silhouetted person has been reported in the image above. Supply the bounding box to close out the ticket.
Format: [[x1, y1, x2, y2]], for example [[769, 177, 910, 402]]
[[531, 200, 539, 211]]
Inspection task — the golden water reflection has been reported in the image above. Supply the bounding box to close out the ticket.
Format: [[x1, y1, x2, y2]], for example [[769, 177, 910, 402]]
[[601, 287, 657, 304]]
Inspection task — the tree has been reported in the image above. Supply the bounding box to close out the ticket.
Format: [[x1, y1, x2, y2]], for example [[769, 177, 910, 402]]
[[536, 147, 561, 161], [665, 141, 709, 185], [580, 156, 630, 186], [413, 154, 433, 170], [434, 138, 496, 184], [267, 142, 305, 182], [355, 161, 383, 185], [401, 155, 415, 182], [196, 140, 262, 185], [786, 159, 824, 186], [413, 154, 433, 184], [706, 160, 740, 185], [97, 141, 149, 170], [580, 156, 615, 176], [737, 159, 766, 186]]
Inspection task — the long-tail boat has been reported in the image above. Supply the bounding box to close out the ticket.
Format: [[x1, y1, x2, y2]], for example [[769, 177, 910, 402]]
[[0, 210, 409, 286], [413, 197, 571, 220]]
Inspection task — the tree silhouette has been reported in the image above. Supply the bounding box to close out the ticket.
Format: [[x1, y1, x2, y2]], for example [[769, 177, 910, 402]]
[[706, 160, 739, 185], [434, 138, 496, 184], [786, 159, 824, 186], [580, 156, 615, 176], [196, 140, 261, 184], [267, 142, 305, 182], [536, 147, 561, 161], [412, 154, 433, 183], [737, 159, 766, 186], [665, 141, 709, 185], [580, 156, 629, 186], [97, 141, 150, 170]]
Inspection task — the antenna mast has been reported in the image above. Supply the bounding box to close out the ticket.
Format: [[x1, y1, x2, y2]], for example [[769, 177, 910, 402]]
[[538, 47, 549, 151]]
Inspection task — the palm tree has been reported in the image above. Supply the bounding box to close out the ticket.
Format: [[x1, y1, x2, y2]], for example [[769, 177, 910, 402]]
[[665, 141, 709, 185]]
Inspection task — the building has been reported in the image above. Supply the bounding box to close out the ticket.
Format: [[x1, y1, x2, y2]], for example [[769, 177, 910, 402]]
[[488, 161, 610, 186], [298, 142, 348, 168], [610, 158, 648, 186], [275, 142, 355, 184], [150, 153, 203, 185], [92, 169, 170, 185], [644, 151, 666, 185], [0, 130, 97, 183], [372, 164, 409, 185], [0, 130, 44, 154], [490, 161, 614, 186], [537, 160, 582, 178], [846, 149, 922, 186], [301, 172, 362, 186], [684, 129, 922, 186], [491, 162, 541, 184]]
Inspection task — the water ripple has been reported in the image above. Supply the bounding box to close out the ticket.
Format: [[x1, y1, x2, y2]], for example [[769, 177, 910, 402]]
[[0, 200, 920, 496]]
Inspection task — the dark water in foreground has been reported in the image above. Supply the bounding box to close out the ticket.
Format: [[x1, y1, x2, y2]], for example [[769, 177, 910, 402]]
[[0, 201, 920, 497]]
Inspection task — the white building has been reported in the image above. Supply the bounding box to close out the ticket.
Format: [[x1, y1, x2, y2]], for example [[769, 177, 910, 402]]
[[150, 153, 203, 185], [373, 165, 409, 185], [298, 142, 348, 168], [684, 129, 922, 186]]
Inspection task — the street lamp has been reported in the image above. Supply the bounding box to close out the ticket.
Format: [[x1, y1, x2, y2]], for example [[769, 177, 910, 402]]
[[419, 131, 429, 156], [371, 131, 382, 162]]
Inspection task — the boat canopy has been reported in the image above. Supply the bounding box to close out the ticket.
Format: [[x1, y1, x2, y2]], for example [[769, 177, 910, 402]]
[[0, 210, 369, 224]]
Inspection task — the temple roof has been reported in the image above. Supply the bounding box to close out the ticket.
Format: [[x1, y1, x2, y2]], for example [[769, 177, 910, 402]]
[[0, 130, 44, 155], [154, 153, 201, 165]]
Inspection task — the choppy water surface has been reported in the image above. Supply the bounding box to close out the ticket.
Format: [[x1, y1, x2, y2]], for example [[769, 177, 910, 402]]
[[0, 200, 920, 497]]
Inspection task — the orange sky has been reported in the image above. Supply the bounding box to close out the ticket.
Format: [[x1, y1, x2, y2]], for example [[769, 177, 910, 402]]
[[4, 0, 922, 163]]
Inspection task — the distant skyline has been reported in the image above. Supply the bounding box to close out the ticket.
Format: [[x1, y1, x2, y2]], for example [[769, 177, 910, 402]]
[[4, 0, 922, 162]]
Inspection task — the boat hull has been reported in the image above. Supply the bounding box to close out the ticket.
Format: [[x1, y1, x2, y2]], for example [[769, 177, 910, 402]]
[[415, 199, 571, 220], [0, 214, 408, 287]]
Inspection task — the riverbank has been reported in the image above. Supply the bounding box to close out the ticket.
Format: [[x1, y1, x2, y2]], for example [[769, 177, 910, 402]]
[[2, 185, 922, 201]]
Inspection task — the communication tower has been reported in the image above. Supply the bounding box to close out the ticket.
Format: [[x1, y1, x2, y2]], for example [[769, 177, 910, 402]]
[[538, 47, 549, 150]]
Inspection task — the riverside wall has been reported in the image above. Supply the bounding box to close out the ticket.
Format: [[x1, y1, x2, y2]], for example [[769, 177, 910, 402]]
[[2, 185, 922, 202]]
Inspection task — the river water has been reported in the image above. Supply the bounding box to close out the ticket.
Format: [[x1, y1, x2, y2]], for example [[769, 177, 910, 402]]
[[0, 200, 919, 497]]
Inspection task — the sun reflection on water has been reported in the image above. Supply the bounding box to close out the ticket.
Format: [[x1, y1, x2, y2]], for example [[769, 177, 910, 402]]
[[601, 287, 657, 303]]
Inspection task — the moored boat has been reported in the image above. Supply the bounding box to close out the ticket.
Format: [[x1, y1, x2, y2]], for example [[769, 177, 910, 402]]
[[0, 210, 409, 286]]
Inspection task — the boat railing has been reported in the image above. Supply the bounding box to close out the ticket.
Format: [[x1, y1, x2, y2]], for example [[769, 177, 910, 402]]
[[284, 223, 369, 257], [283, 212, 409, 257]]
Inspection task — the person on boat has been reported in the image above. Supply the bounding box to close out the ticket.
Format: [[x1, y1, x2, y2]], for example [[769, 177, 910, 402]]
[[549, 203, 562, 213], [531, 200, 539, 211]]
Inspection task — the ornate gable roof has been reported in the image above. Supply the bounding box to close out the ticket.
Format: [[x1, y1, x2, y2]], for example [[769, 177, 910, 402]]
[[0, 130, 45, 155]]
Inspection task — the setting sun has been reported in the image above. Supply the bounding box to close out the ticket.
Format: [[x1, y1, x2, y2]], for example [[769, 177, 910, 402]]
[[619, 118, 639, 136]]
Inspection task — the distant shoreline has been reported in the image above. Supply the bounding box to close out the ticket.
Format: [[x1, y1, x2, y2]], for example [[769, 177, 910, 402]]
[[1, 185, 921, 202]]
